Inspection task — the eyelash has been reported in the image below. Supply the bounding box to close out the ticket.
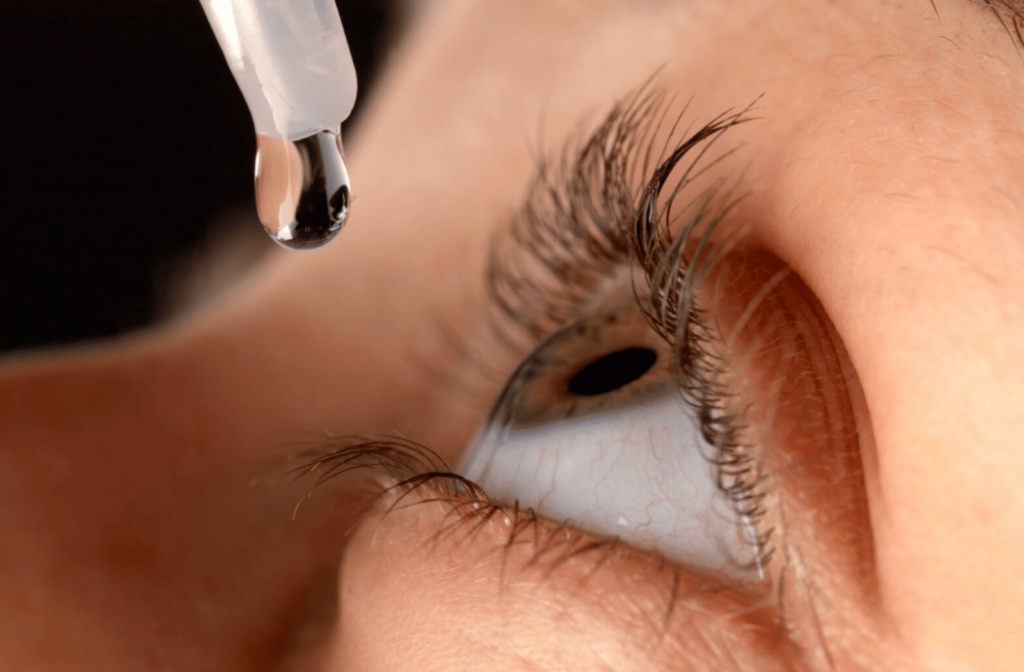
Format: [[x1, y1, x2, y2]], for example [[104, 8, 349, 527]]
[[287, 85, 773, 601], [286, 435, 743, 633]]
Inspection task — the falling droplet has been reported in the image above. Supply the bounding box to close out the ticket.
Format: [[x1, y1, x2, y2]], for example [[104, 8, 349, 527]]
[[254, 128, 350, 251]]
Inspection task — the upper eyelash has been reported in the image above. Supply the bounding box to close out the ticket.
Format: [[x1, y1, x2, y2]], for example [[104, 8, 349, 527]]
[[629, 104, 778, 568], [485, 85, 743, 345], [431, 86, 755, 388]]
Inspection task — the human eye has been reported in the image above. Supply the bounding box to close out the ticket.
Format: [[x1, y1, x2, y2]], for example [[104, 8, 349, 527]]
[[452, 90, 776, 579], [461, 297, 765, 578], [296, 86, 875, 670]]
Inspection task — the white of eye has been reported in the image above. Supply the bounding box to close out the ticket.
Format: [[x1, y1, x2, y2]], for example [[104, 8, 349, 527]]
[[462, 394, 761, 578]]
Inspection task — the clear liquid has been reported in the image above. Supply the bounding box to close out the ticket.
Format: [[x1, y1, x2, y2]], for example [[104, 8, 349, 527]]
[[254, 129, 350, 251]]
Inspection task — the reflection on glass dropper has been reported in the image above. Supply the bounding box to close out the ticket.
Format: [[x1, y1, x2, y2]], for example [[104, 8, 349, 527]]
[[254, 129, 351, 251]]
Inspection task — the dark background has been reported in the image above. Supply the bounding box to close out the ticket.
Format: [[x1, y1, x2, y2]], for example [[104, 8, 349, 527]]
[[2, 1, 399, 352]]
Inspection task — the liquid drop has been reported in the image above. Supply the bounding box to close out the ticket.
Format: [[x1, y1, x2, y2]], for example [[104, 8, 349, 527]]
[[254, 128, 350, 251]]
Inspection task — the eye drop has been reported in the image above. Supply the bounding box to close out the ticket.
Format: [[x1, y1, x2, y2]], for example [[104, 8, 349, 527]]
[[199, 0, 357, 250]]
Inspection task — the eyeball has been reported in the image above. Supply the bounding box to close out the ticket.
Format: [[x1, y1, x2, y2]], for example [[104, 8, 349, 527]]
[[462, 302, 761, 577]]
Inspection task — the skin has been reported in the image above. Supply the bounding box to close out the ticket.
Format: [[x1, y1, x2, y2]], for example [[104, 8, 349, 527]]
[[1, 0, 1023, 669]]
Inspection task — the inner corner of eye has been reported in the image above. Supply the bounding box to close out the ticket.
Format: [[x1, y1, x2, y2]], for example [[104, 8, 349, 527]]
[[459, 304, 764, 581]]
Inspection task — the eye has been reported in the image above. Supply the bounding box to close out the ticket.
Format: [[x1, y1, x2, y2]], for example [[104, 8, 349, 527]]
[[461, 300, 762, 578]]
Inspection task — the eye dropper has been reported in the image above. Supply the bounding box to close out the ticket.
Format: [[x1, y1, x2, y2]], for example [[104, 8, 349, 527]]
[[199, 0, 357, 250]]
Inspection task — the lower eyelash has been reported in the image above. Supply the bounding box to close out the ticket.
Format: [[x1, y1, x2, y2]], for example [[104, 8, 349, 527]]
[[285, 436, 764, 633]]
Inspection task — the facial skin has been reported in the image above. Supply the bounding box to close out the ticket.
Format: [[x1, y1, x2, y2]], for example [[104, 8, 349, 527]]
[[2, 0, 1023, 670]]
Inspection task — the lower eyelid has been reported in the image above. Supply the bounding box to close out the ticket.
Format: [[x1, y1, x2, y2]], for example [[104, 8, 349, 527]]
[[337, 478, 802, 671], [292, 440, 796, 665]]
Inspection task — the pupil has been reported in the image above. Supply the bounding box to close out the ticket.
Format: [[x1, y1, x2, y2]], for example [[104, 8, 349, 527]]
[[566, 347, 657, 397]]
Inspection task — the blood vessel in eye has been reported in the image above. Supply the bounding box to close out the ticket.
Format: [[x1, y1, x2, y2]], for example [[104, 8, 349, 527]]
[[566, 347, 657, 397]]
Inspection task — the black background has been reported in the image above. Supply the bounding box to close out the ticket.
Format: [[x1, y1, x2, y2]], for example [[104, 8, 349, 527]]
[[2, 1, 397, 352]]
